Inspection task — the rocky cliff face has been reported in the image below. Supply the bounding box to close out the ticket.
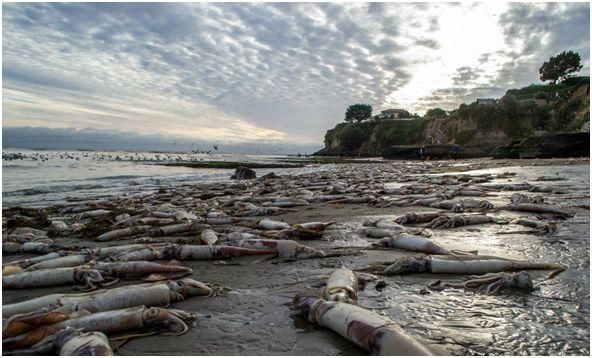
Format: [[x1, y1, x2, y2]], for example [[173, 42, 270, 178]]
[[315, 119, 431, 156], [316, 79, 589, 158], [491, 132, 589, 159]]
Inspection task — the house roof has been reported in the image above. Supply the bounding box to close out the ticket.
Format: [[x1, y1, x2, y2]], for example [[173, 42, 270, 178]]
[[381, 108, 406, 113]]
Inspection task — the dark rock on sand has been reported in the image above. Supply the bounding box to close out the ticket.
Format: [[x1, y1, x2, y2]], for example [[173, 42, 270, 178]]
[[261, 172, 277, 179], [375, 280, 388, 290], [492, 132, 590, 159], [4, 207, 51, 229], [231, 166, 257, 180]]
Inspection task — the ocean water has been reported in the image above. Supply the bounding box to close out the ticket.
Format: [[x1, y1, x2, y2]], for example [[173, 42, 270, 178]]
[[1, 149, 313, 207]]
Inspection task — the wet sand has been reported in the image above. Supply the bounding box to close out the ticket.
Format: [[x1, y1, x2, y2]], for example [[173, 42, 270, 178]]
[[2, 157, 589, 355]]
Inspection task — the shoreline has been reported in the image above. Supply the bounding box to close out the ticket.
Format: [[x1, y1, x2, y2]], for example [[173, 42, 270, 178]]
[[2, 157, 590, 355]]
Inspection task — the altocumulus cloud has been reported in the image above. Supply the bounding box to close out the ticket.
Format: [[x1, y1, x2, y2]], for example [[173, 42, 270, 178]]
[[2, 2, 590, 149], [416, 2, 589, 110]]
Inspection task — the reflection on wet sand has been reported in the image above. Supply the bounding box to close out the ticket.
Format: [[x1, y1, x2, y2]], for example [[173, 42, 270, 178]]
[[2, 157, 589, 355]]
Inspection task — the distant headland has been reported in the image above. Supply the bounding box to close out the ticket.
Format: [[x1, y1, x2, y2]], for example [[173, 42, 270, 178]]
[[316, 52, 590, 159]]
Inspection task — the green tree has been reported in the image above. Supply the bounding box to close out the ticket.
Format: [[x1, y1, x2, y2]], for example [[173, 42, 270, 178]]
[[425, 108, 447, 117], [539, 51, 583, 84], [345, 103, 372, 122]]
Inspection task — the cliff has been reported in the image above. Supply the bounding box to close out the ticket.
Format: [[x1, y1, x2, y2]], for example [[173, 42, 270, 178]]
[[315, 118, 430, 156], [315, 77, 589, 158]]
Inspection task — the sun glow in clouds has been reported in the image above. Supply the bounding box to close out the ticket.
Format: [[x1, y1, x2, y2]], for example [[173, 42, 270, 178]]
[[2, 2, 589, 145], [390, 3, 509, 112]]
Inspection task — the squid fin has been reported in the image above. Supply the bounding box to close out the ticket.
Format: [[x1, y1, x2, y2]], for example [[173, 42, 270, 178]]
[[450, 249, 478, 256], [248, 254, 279, 264], [497, 229, 540, 235], [546, 266, 566, 279], [143, 272, 189, 282], [110, 331, 158, 341]]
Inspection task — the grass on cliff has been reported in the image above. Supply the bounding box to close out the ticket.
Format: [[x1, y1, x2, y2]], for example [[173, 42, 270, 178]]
[[373, 118, 429, 147], [323, 77, 589, 153], [506, 76, 589, 100], [325, 118, 429, 152], [453, 97, 536, 139]]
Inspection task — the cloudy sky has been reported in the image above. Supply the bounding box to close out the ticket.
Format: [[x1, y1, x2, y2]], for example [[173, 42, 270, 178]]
[[2, 2, 590, 151]]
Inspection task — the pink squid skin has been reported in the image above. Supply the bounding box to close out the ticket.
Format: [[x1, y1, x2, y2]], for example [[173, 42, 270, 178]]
[[213, 246, 275, 257], [55, 328, 114, 356], [3, 306, 193, 351], [166, 244, 276, 260], [92, 261, 192, 278], [227, 239, 332, 259], [374, 233, 451, 255], [227, 239, 282, 250], [2, 267, 108, 290], [291, 295, 431, 355]]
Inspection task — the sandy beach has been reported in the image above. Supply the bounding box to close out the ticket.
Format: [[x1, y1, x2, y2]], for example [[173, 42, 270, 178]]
[[2, 157, 590, 355], [3, 2, 590, 356]]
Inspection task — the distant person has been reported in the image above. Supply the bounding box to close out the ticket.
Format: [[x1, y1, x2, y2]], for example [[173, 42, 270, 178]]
[[420, 145, 426, 161], [450, 145, 459, 160]]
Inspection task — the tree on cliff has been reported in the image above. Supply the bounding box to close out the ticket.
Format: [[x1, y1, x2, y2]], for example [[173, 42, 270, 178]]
[[345, 103, 373, 122], [539, 51, 583, 84], [425, 108, 447, 118]]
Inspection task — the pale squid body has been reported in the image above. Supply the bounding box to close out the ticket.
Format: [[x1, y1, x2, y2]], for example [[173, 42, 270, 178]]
[[200, 229, 218, 245], [2, 267, 108, 290], [394, 212, 442, 225], [322, 267, 358, 303], [227, 239, 330, 259], [258, 218, 291, 230], [164, 244, 275, 260], [2, 305, 196, 350], [381, 254, 565, 276], [2, 278, 211, 318], [96, 225, 151, 241], [57, 328, 114, 356], [373, 233, 451, 255], [292, 295, 431, 355]]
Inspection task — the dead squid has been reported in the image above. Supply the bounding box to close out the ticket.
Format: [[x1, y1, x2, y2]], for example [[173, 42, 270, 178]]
[[2, 305, 196, 350], [372, 233, 451, 255], [3, 242, 61, 255], [463, 271, 535, 294], [234, 206, 297, 217], [92, 261, 193, 281], [163, 244, 276, 260], [258, 218, 291, 230], [428, 215, 508, 229], [498, 203, 575, 218], [25, 254, 94, 271], [96, 225, 151, 241], [505, 218, 557, 235], [394, 212, 442, 225], [274, 221, 335, 240], [369, 253, 565, 277], [2, 267, 111, 290], [510, 193, 545, 204], [4, 252, 67, 269], [291, 295, 431, 355], [55, 328, 114, 355], [200, 229, 219, 245], [322, 267, 358, 303], [228, 239, 349, 260], [2, 279, 211, 339], [2, 278, 211, 318]]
